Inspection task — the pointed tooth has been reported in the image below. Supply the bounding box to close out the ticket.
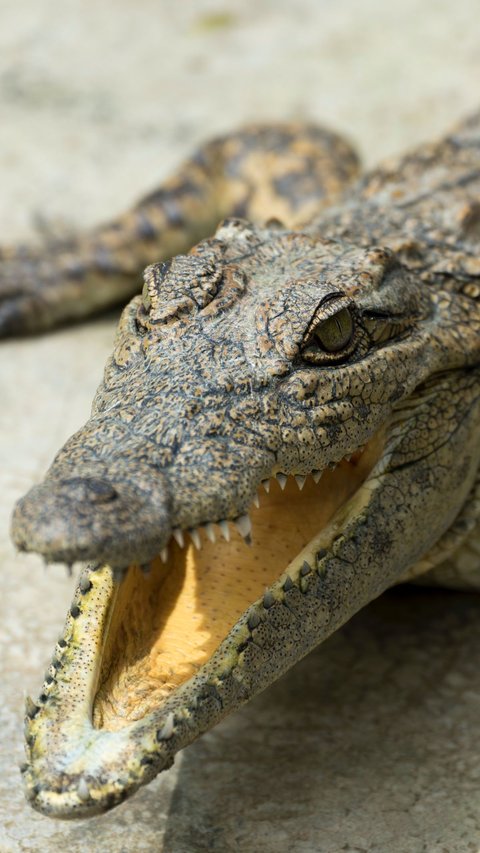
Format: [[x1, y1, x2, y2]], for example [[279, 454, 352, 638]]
[[300, 560, 311, 576], [253, 493, 260, 508], [189, 528, 202, 549], [112, 566, 126, 584], [218, 520, 230, 542], [295, 475, 306, 490], [205, 523, 216, 543], [160, 547, 169, 564], [172, 528, 185, 548], [25, 696, 39, 719], [157, 711, 175, 741], [263, 590, 275, 609], [248, 611, 261, 630], [77, 778, 90, 802], [79, 575, 92, 594], [234, 514, 252, 541], [276, 473, 287, 490], [312, 470, 322, 484], [261, 479, 270, 494]]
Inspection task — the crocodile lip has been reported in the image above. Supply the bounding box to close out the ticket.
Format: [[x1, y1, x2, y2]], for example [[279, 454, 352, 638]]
[[22, 434, 385, 819]]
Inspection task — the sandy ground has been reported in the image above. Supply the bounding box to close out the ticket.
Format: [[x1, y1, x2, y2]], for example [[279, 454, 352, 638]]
[[1, 1, 480, 850]]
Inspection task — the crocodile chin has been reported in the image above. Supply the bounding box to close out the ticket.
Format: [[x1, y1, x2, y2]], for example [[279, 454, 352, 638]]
[[91, 435, 384, 732]]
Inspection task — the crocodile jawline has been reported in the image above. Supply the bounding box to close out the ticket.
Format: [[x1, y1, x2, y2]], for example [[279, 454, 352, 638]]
[[23, 432, 384, 818]]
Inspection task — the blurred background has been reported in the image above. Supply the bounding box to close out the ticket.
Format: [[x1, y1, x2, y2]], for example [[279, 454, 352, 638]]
[[1, 1, 480, 850]]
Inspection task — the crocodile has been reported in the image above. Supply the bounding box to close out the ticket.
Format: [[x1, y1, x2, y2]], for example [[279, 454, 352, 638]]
[[8, 114, 480, 819]]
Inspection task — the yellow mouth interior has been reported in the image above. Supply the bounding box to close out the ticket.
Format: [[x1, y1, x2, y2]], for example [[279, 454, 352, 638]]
[[92, 439, 383, 731]]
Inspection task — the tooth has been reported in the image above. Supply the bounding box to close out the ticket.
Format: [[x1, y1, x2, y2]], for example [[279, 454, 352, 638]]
[[172, 528, 184, 548], [160, 547, 169, 563], [261, 479, 270, 493], [79, 575, 92, 594], [234, 514, 252, 541], [204, 523, 216, 543], [189, 528, 202, 549], [295, 475, 306, 490], [276, 473, 287, 490], [248, 611, 261, 630], [253, 493, 260, 508], [157, 711, 175, 740], [263, 590, 275, 609], [312, 470, 322, 484], [112, 567, 126, 584], [218, 520, 230, 542], [25, 696, 39, 719], [77, 778, 90, 802]]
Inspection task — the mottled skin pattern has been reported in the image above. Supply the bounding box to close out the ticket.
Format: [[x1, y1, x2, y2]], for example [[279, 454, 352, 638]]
[[8, 114, 480, 817], [0, 124, 358, 334]]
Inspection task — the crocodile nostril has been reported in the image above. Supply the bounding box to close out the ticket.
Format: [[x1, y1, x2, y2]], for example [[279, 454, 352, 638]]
[[59, 477, 118, 503]]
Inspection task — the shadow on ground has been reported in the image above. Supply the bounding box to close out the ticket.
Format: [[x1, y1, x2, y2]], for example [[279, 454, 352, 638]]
[[161, 587, 480, 853]]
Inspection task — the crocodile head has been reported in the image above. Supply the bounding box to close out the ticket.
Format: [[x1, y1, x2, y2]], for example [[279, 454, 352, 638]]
[[12, 219, 480, 818]]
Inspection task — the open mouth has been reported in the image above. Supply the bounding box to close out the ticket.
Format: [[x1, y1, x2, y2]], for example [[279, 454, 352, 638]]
[[93, 438, 382, 730], [23, 432, 386, 818]]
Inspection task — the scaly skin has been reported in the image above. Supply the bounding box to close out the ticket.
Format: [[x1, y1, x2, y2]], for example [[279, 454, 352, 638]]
[[9, 113, 480, 818]]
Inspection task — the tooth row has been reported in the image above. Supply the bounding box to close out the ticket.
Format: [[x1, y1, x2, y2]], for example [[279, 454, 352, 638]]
[[159, 512, 252, 561], [157, 456, 356, 563], [258, 468, 323, 497]]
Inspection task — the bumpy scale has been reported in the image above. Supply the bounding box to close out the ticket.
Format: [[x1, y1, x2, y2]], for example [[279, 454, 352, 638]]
[[7, 114, 480, 818]]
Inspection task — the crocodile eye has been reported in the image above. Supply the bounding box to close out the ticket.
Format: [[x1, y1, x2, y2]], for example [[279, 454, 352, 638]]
[[301, 301, 356, 365], [311, 307, 354, 352]]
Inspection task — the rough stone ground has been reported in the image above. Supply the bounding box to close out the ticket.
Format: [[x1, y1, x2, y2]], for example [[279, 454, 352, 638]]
[[1, 1, 480, 850]]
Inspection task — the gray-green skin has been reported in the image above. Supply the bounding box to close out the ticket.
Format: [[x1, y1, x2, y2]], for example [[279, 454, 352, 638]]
[[10, 113, 480, 818]]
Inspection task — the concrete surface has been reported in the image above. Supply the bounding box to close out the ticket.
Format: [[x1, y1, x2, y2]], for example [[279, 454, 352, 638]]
[[1, 1, 480, 850]]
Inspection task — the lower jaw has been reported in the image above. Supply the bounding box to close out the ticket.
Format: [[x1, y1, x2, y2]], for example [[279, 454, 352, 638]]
[[23, 432, 385, 817]]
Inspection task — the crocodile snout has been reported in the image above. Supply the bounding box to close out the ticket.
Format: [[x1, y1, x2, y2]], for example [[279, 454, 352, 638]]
[[11, 468, 172, 569]]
